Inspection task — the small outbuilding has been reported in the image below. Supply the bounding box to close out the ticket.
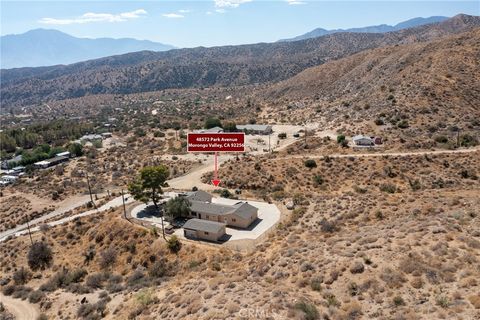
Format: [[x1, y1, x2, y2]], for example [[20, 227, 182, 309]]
[[183, 219, 226, 242], [352, 135, 374, 146]]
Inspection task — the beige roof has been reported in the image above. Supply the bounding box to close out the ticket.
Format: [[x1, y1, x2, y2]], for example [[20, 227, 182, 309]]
[[183, 219, 225, 233]]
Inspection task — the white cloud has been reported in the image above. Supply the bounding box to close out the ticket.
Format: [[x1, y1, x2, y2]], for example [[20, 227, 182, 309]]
[[39, 9, 147, 25], [206, 11, 213, 15], [214, 0, 252, 8], [215, 9, 226, 13], [178, 9, 191, 13], [162, 13, 185, 19], [286, 0, 306, 4]]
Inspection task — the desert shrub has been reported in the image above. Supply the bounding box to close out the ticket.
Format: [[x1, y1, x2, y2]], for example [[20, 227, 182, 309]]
[[397, 120, 409, 128], [374, 118, 384, 125], [294, 300, 319, 320], [37, 314, 48, 320], [127, 270, 147, 288], [278, 132, 287, 139], [337, 135, 346, 144], [149, 259, 168, 278], [99, 247, 117, 269], [2, 284, 15, 296], [393, 296, 405, 306], [436, 296, 450, 308], [220, 189, 232, 198], [379, 183, 397, 194], [408, 179, 421, 191], [86, 273, 106, 289], [434, 135, 448, 143], [304, 159, 317, 168], [27, 241, 53, 271], [13, 267, 31, 285], [350, 262, 365, 274], [28, 290, 45, 303], [460, 134, 478, 147], [166, 236, 182, 254], [320, 219, 337, 233], [310, 277, 322, 291], [135, 288, 158, 306]]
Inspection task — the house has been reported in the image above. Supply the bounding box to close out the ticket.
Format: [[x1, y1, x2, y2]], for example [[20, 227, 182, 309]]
[[187, 198, 258, 229], [34, 155, 69, 169], [1, 155, 23, 169], [195, 127, 224, 133], [1, 175, 18, 183], [55, 151, 71, 158], [352, 135, 374, 146], [80, 134, 103, 142], [236, 124, 273, 135], [183, 218, 226, 242]]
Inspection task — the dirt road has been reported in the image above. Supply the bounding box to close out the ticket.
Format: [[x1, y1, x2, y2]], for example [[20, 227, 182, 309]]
[[276, 146, 480, 160], [0, 292, 39, 320]]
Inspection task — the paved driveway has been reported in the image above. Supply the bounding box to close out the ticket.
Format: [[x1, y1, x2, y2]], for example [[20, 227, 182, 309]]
[[173, 195, 281, 242]]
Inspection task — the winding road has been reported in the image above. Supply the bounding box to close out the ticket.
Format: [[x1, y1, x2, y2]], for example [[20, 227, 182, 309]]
[[0, 292, 39, 320]]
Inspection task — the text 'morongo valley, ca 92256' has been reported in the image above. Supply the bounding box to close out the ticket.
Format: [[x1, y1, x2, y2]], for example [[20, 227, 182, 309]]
[[187, 133, 245, 152]]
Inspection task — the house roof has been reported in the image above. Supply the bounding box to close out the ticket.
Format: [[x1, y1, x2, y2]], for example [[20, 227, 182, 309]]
[[183, 219, 225, 233], [236, 124, 272, 132], [190, 201, 233, 216], [189, 199, 258, 220], [185, 190, 213, 203], [352, 135, 373, 141], [230, 202, 258, 220]]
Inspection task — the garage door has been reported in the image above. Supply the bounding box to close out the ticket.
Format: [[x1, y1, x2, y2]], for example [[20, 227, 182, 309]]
[[184, 229, 196, 238]]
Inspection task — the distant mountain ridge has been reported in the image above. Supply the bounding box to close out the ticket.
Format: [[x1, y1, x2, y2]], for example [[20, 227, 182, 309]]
[[1, 14, 479, 108], [279, 16, 449, 42], [0, 29, 175, 69]]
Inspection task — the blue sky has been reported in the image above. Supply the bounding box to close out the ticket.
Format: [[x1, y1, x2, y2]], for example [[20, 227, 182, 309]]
[[1, 1, 479, 47]]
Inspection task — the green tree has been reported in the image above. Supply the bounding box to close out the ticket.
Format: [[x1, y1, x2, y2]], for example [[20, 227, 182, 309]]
[[129, 165, 169, 238], [165, 197, 191, 220], [68, 143, 84, 157], [204, 117, 222, 129]]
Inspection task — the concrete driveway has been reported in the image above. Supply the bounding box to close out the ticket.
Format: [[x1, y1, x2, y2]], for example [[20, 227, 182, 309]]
[[172, 195, 281, 242]]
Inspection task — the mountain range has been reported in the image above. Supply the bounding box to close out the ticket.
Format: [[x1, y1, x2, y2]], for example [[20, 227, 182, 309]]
[[0, 29, 175, 69], [1, 14, 479, 109], [278, 16, 449, 42]]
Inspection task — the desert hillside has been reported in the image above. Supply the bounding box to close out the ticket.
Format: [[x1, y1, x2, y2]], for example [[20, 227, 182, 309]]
[[1, 14, 479, 108]]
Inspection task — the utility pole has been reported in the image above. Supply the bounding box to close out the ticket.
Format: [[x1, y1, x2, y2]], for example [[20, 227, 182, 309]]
[[268, 134, 271, 153], [160, 208, 166, 240], [85, 172, 96, 209], [121, 189, 128, 221], [26, 219, 33, 246], [304, 123, 307, 146]]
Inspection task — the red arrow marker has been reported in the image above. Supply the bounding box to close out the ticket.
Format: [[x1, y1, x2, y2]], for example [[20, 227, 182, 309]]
[[211, 152, 221, 187]]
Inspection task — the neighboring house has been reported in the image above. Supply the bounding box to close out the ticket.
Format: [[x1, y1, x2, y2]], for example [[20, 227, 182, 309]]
[[195, 127, 224, 133], [185, 191, 258, 229], [183, 218, 226, 242], [56, 151, 71, 158], [80, 134, 103, 142], [236, 124, 273, 135], [352, 135, 375, 146], [34, 155, 69, 169], [1, 175, 18, 183], [1, 155, 23, 169]]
